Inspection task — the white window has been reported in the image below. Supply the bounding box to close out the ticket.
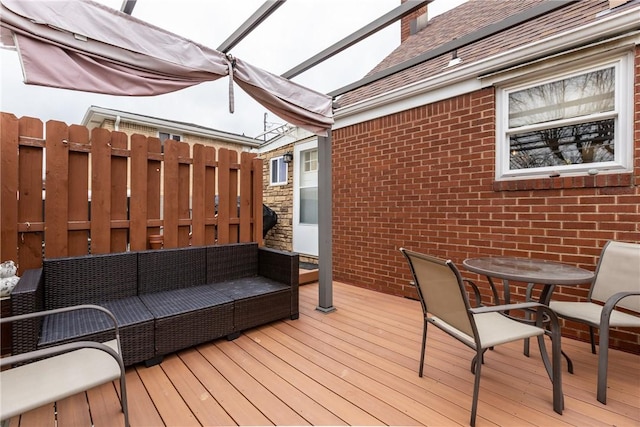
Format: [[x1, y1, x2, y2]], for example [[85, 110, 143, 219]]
[[270, 156, 288, 185], [496, 52, 633, 180], [158, 132, 181, 153]]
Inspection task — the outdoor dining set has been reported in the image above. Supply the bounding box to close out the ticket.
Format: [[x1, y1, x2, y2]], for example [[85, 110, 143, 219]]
[[402, 240, 640, 426]]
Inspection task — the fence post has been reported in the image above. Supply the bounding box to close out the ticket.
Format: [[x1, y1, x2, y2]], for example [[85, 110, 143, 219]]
[[109, 131, 129, 252], [163, 138, 179, 248], [1, 113, 19, 264], [16, 117, 44, 272], [239, 152, 253, 243], [67, 124, 90, 257], [44, 120, 70, 259], [192, 143, 206, 247], [130, 134, 149, 250], [90, 128, 112, 254], [177, 141, 191, 247], [217, 148, 230, 244]]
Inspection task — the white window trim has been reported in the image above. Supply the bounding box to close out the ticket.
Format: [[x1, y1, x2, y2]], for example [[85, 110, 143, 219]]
[[495, 48, 634, 181], [270, 156, 288, 186]]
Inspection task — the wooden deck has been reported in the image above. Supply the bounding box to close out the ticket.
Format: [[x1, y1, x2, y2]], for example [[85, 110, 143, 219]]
[[7, 281, 640, 426]]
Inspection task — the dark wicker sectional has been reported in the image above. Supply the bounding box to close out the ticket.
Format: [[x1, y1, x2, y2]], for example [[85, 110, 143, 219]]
[[10, 243, 299, 367]]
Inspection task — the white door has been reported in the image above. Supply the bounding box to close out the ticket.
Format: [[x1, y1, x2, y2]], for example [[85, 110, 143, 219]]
[[293, 140, 318, 256]]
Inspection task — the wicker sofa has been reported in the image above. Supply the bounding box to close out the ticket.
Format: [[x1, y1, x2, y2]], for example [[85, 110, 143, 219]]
[[10, 243, 299, 367]]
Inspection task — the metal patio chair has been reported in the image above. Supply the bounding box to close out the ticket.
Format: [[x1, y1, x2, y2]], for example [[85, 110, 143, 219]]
[[549, 240, 640, 404], [1, 305, 129, 426], [400, 248, 563, 427]]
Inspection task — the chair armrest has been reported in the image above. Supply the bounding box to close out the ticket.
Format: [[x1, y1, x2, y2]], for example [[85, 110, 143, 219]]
[[9, 268, 45, 356], [1, 304, 122, 362], [1, 339, 122, 369], [601, 291, 640, 324], [463, 279, 483, 307], [470, 301, 543, 314], [470, 302, 560, 329]]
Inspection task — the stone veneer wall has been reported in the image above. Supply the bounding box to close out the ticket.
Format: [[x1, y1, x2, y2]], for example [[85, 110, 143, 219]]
[[261, 145, 294, 253]]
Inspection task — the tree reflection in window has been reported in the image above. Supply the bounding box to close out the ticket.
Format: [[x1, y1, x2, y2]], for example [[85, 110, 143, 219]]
[[507, 67, 615, 170]]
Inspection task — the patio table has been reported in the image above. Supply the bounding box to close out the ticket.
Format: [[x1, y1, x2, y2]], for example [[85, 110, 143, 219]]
[[462, 256, 594, 370]]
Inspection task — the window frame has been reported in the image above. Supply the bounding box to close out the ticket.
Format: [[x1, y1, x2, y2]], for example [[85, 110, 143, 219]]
[[158, 131, 182, 142], [270, 156, 288, 186], [158, 131, 182, 153], [495, 50, 633, 181]]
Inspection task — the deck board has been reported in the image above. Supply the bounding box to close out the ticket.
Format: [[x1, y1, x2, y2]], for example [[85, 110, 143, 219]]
[[6, 281, 640, 426]]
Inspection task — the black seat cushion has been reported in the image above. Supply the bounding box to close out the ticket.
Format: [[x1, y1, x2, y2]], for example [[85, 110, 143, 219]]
[[39, 296, 153, 345], [139, 284, 233, 319], [210, 276, 289, 300]]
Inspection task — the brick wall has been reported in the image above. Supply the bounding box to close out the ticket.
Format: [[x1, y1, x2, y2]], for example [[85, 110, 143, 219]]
[[332, 46, 640, 353]]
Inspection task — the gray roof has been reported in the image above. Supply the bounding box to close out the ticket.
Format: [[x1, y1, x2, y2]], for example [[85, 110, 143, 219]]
[[335, 0, 636, 108]]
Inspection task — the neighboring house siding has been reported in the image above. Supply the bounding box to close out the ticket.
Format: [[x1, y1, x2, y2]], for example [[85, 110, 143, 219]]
[[332, 46, 640, 352], [99, 119, 246, 155]]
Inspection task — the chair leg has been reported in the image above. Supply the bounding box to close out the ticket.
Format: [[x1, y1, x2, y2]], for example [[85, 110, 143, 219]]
[[419, 317, 427, 377], [550, 326, 564, 414], [589, 326, 596, 354], [523, 283, 535, 357], [471, 348, 489, 374], [120, 373, 130, 427], [470, 349, 483, 427], [596, 325, 610, 404]]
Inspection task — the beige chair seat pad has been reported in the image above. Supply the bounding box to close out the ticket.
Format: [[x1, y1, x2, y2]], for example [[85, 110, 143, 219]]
[[0, 339, 121, 421], [432, 312, 545, 349], [550, 301, 640, 328]]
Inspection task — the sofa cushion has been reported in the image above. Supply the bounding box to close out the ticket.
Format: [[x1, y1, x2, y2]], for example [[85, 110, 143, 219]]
[[211, 277, 292, 331], [138, 247, 206, 294], [210, 276, 289, 300], [139, 285, 235, 356], [206, 243, 258, 283], [39, 297, 153, 344], [139, 284, 233, 319], [43, 252, 138, 310]]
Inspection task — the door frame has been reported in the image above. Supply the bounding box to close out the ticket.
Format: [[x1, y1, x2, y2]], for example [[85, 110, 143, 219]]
[[292, 139, 318, 257]]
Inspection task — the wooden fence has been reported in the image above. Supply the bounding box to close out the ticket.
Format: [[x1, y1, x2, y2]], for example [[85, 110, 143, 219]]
[[0, 113, 264, 275]]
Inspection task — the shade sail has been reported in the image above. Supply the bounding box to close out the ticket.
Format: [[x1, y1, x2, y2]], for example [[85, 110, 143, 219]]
[[0, 0, 333, 135]]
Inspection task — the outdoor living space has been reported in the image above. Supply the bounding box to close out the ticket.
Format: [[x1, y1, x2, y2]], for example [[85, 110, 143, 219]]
[[5, 281, 639, 427]]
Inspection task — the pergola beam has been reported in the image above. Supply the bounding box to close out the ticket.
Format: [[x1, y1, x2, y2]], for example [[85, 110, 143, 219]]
[[281, 0, 432, 79], [217, 0, 286, 54]]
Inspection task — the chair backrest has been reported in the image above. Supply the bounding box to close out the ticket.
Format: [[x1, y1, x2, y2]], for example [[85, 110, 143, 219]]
[[590, 240, 640, 313], [400, 248, 475, 338]]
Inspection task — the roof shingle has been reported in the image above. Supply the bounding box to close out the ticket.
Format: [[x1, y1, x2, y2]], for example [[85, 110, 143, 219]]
[[336, 0, 630, 108]]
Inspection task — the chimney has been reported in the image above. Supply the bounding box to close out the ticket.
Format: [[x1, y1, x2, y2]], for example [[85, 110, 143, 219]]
[[401, 0, 428, 42]]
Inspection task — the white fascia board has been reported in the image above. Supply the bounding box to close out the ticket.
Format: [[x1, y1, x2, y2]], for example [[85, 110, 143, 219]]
[[81, 106, 261, 147], [333, 5, 640, 130]]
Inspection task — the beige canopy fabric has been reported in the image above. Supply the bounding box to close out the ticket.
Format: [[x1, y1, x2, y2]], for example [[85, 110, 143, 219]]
[[0, 0, 333, 135]]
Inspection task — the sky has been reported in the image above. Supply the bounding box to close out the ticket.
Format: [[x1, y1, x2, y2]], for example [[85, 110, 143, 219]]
[[0, 0, 467, 138]]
